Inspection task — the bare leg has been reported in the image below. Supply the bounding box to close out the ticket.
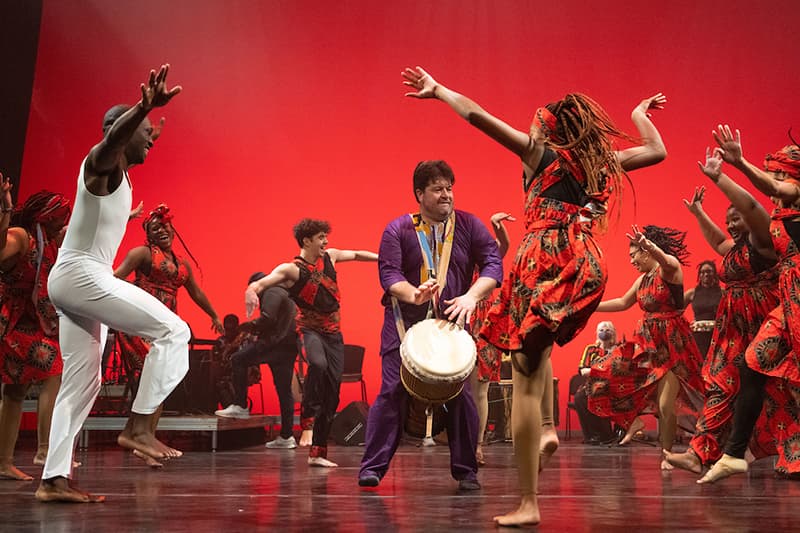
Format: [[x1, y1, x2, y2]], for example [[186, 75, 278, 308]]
[[657, 371, 680, 470], [619, 417, 645, 445], [33, 375, 61, 466], [539, 358, 559, 472], [469, 367, 489, 465], [35, 476, 105, 503], [493, 336, 551, 527], [0, 383, 32, 480]]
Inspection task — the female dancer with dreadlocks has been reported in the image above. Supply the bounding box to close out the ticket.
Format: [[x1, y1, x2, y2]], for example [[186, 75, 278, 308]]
[[587, 225, 704, 470], [693, 126, 800, 483], [114, 204, 223, 466], [0, 178, 70, 480], [402, 66, 667, 526]]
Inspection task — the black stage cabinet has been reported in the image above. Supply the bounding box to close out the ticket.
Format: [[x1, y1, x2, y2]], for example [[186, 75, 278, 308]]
[[164, 343, 217, 415], [330, 401, 369, 445]]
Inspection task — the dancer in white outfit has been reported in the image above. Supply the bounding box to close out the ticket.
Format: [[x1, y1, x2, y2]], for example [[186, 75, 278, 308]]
[[36, 64, 186, 503]]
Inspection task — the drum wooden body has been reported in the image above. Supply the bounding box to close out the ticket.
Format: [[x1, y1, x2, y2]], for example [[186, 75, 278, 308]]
[[400, 318, 476, 404]]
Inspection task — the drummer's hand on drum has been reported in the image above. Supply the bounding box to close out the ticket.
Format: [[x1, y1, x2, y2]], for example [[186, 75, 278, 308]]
[[412, 279, 440, 305], [443, 293, 477, 328]]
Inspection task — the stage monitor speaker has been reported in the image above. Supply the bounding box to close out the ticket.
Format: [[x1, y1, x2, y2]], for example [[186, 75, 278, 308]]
[[164, 348, 216, 415], [330, 401, 369, 445]]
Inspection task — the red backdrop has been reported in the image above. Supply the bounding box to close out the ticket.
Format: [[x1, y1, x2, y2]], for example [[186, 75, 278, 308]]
[[20, 0, 800, 421]]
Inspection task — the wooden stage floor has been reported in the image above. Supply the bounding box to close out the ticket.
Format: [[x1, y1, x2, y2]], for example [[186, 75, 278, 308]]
[[1, 439, 798, 531]]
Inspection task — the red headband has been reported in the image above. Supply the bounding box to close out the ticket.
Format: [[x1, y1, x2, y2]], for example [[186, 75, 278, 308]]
[[763, 145, 800, 179], [534, 107, 559, 143], [143, 203, 174, 231], [33, 194, 71, 224]]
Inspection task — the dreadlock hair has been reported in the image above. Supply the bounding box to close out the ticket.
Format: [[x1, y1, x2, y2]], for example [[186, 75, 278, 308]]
[[634, 224, 690, 266], [541, 94, 637, 228], [11, 191, 66, 233], [293, 218, 331, 248]]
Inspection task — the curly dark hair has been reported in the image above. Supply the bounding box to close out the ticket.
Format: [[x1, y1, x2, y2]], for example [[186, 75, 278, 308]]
[[10, 190, 70, 233], [632, 224, 690, 265], [696, 260, 720, 286], [293, 218, 331, 248]]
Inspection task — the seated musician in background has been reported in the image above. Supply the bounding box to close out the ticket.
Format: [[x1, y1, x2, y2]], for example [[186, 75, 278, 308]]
[[216, 273, 299, 449], [212, 314, 257, 409], [574, 321, 618, 445], [358, 160, 503, 490]]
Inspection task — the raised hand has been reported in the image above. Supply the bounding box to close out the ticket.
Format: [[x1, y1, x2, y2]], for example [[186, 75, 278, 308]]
[[698, 147, 724, 181], [140, 64, 182, 111], [151, 117, 166, 142], [443, 293, 477, 328], [128, 201, 144, 221], [712, 124, 743, 165], [633, 93, 667, 118], [682, 186, 706, 215], [490, 212, 516, 228], [0, 173, 12, 210], [402, 66, 439, 98], [625, 224, 652, 252]]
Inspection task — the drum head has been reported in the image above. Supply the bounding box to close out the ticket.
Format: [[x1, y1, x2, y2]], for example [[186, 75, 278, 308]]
[[401, 318, 476, 380]]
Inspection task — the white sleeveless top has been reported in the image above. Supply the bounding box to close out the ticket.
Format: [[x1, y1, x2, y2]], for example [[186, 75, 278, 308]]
[[59, 158, 132, 265]]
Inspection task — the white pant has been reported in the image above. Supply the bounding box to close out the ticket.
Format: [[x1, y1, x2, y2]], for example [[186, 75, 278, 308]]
[[43, 257, 190, 479]]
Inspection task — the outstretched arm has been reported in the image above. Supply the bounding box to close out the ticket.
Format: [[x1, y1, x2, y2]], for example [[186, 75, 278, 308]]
[[244, 262, 298, 318], [402, 66, 545, 170], [596, 276, 642, 312], [113, 246, 150, 279], [682, 185, 733, 256], [182, 263, 224, 335], [616, 93, 668, 171], [86, 64, 182, 194], [489, 212, 515, 258], [628, 224, 682, 284], [326, 248, 378, 264], [714, 124, 800, 204], [699, 146, 775, 256]]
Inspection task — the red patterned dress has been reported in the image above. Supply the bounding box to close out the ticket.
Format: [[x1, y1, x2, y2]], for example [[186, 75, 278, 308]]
[[471, 270, 502, 382], [745, 197, 800, 474], [690, 239, 780, 464], [480, 149, 607, 351], [0, 234, 62, 384], [587, 267, 704, 429], [117, 245, 189, 373]]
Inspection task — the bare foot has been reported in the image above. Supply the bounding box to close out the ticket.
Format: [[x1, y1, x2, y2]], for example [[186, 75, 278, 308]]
[[619, 418, 645, 445], [35, 477, 105, 503], [33, 453, 81, 469], [697, 454, 748, 484], [299, 429, 313, 447], [660, 458, 675, 471], [476, 445, 486, 467], [539, 427, 559, 472], [117, 430, 166, 461], [664, 449, 702, 474], [132, 449, 164, 468], [493, 495, 540, 526], [0, 463, 33, 481]]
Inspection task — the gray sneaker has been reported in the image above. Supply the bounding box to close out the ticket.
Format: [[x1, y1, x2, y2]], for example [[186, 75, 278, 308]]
[[215, 404, 250, 419], [266, 436, 297, 449]]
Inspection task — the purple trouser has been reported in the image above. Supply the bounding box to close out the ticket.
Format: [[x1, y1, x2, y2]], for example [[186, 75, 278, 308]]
[[358, 347, 479, 481]]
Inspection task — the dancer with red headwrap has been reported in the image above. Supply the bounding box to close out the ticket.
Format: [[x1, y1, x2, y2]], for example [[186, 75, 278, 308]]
[[401, 65, 667, 526], [114, 204, 223, 466], [698, 126, 800, 482], [0, 179, 70, 480]]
